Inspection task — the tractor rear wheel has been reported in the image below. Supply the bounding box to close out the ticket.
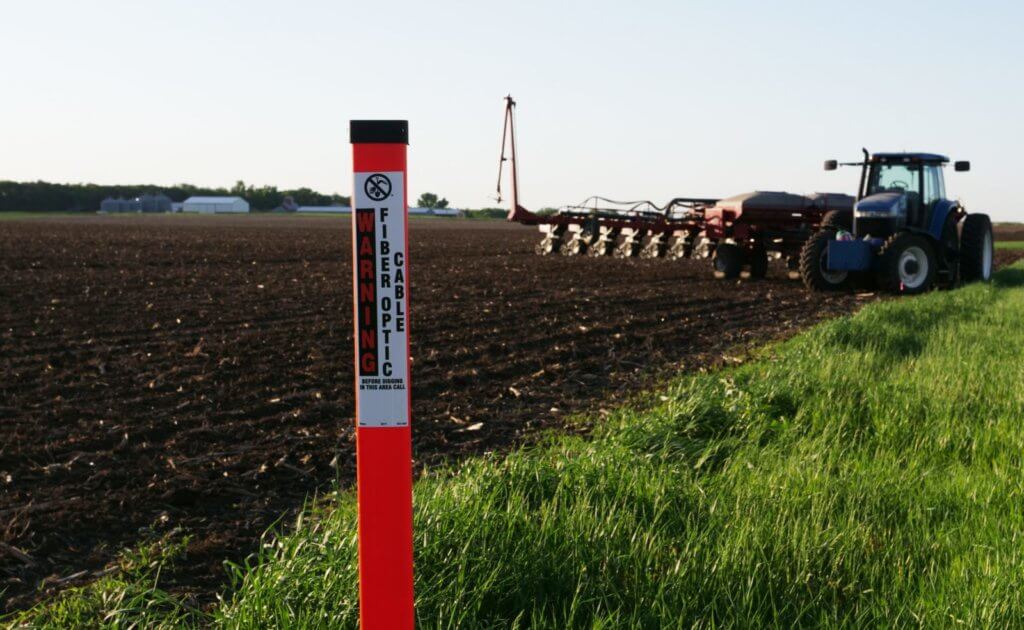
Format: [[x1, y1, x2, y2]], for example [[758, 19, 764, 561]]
[[960, 213, 994, 283], [713, 243, 743, 279], [877, 232, 937, 294], [820, 209, 853, 232], [799, 229, 849, 291], [747, 243, 769, 279]]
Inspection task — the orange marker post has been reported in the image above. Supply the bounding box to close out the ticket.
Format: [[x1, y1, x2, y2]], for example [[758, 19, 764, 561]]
[[350, 120, 414, 629]]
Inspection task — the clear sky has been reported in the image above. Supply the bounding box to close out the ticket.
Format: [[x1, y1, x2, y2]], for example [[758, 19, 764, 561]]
[[2, 1, 1022, 219]]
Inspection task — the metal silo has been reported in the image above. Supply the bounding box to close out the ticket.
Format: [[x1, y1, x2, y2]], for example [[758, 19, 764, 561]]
[[154, 193, 172, 213]]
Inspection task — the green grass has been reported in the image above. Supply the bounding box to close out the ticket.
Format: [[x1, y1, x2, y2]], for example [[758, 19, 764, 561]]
[[995, 240, 1024, 250], [3, 533, 202, 628], [9, 265, 1024, 628]]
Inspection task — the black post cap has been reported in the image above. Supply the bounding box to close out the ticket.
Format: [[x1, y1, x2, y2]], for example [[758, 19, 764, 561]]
[[350, 120, 408, 144]]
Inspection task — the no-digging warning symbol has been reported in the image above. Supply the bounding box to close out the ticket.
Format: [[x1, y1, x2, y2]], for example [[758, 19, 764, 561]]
[[364, 173, 392, 201]]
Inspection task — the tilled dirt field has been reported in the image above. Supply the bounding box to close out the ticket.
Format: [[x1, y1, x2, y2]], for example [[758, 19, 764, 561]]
[[2, 215, 1020, 612], [994, 224, 1024, 241]]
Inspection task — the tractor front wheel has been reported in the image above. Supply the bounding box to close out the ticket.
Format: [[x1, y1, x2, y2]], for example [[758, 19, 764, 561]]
[[713, 243, 743, 279], [878, 232, 937, 294], [960, 213, 994, 283], [799, 229, 849, 291]]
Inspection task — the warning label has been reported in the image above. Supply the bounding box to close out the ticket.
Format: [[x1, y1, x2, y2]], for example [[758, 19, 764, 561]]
[[354, 171, 409, 428]]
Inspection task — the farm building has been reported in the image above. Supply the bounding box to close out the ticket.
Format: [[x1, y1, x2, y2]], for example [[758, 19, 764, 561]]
[[137, 194, 173, 213], [100, 197, 132, 213], [410, 207, 459, 216], [182, 196, 250, 214], [100, 194, 173, 213]]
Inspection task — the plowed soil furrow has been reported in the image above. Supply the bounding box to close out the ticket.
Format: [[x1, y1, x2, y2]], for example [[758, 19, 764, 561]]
[[3, 215, 1019, 613]]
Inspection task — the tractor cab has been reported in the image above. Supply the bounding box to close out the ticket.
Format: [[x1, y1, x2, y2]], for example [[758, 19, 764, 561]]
[[849, 153, 969, 239], [804, 150, 991, 294]]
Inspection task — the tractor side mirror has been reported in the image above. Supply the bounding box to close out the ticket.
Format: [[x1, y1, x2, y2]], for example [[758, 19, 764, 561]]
[[954, 161, 970, 172], [824, 160, 838, 171]]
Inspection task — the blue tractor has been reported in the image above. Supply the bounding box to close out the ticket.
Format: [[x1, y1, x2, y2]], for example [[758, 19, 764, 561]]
[[800, 150, 993, 294]]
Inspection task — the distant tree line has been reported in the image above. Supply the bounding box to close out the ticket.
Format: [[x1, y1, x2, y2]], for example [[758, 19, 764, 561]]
[[0, 180, 522, 219], [0, 180, 351, 212], [463, 207, 507, 219], [416, 192, 449, 209], [227, 180, 350, 211]]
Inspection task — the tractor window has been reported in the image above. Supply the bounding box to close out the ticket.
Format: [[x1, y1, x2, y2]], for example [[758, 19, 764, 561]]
[[923, 165, 946, 205], [868, 163, 925, 195], [867, 163, 920, 196]]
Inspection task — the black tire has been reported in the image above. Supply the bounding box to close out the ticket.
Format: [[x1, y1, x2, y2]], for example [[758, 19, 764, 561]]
[[877, 232, 937, 294], [747, 243, 769, 279], [820, 209, 853, 232], [800, 229, 849, 291], [713, 243, 743, 279], [960, 213, 994, 283]]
